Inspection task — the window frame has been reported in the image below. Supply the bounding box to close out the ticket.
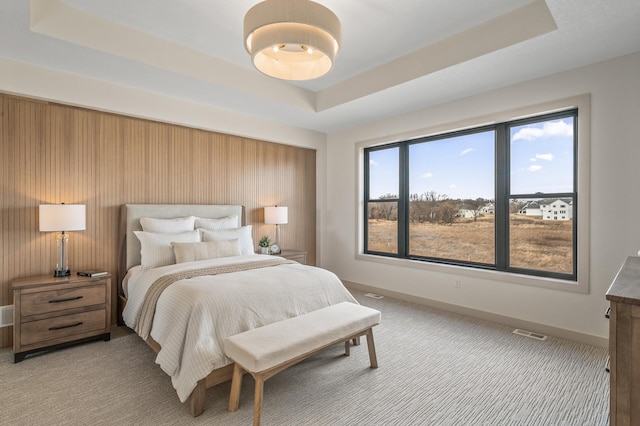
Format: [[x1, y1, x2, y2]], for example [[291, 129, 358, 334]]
[[356, 95, 590, 294]]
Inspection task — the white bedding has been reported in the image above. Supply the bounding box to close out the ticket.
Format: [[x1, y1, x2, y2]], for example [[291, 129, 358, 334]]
[[122, 254, 357, 402]]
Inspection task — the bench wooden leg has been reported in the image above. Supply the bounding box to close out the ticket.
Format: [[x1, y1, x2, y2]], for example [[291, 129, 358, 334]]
[[345, 339, 350, 356], [253, 374, 265, 426], [190, 378, 205, 417], [228, 363, 244, 412], [366, 328, 378, 368]]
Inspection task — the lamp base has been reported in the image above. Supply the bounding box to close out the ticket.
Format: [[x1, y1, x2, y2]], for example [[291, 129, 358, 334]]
[[54, 269, 71, 277]]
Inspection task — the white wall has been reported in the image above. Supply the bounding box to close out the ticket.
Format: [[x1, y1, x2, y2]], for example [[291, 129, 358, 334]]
[[324, 52, 640, 342]]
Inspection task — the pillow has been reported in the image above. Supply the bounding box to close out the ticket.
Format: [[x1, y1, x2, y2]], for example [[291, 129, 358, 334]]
[[171, 239, 242, 263], [140, 216, 195, 233], [200, 225, 254, 256], [194, 215, 239, 231], [134, 230, 200, 269]]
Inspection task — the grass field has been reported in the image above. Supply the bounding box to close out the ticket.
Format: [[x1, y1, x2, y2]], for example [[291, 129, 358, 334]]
[[368, 215, 573, 274]]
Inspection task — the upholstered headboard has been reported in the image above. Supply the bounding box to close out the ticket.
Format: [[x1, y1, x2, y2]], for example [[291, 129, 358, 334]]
[[118, 204, 245, 273]]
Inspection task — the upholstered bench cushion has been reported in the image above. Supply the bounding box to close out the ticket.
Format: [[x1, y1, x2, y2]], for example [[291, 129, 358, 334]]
[[224, 302, 381, 373]]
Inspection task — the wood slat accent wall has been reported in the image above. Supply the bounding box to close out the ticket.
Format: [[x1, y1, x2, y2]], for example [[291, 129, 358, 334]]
[[0, 94, 316, 349]]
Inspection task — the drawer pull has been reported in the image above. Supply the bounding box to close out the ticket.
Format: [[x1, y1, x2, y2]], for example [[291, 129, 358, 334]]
[[48, 322, 83, 331], [49, 296, 83, 303]]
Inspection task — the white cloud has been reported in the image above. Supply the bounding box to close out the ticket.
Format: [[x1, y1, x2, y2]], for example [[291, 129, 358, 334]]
[[422, 172, 433, 178], [528, 165, 543, 172], [530, 157, 537, 162], [370, 159, 379, 166], [449, 184, 458, 189], [536, 153, 554, 161], [460, 148, 474, 156], [512, 120, 573, 141]]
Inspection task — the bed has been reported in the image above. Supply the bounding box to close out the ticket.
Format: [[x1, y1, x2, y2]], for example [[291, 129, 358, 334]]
[[117, 204, 358, 416]]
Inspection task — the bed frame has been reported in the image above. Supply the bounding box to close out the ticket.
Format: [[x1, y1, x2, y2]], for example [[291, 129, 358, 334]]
[[118, 204, 245, 417]]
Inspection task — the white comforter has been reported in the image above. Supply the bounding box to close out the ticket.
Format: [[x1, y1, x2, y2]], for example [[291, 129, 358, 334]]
[[122, 254, 357, 402]]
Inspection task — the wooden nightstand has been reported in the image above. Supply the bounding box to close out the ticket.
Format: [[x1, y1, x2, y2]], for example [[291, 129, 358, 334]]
[[12, 273, 111, 363], [275, 250, 307, 265]]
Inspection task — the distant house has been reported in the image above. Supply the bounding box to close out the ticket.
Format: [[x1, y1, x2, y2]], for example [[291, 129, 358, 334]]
[[519, 199, 572, 221], [519, 201, 542, 217], [540, 199, 572, 221], [480, 203, 495, 215], [456, 202, 477, 219], [457, 208, 476, 219]]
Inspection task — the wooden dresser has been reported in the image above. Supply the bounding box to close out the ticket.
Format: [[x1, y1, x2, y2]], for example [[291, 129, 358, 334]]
[[606, 256, 640, 425], [12, 273, 111, 363]]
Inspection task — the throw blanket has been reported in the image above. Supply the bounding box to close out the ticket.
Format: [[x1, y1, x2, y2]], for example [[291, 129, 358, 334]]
[[134, 257, 294, 339]]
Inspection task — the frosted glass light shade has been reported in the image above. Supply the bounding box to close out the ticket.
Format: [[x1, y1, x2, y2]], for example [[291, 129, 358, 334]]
[[264, 206, 288, 225], [244, 0, 341, 80], [39, 204, 86, 231]]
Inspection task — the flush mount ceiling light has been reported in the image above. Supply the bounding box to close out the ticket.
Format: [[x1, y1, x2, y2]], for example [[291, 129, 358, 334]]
[[244, 0, 341, 81]]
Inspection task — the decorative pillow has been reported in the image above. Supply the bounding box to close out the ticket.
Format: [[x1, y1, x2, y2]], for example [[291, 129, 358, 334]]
[[134, 230, 200, 269], [194, 215, 239, 231], [171, 239, 242, 264], [140, 216, 196, 233], [200, 225, 254, 256]]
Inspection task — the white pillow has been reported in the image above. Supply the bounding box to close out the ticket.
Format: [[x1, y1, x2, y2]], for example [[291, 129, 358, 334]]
[[171, 239, 241, 263], [134, 230, 200, 269], [200, 225, 254, 256], [194, 215, 238, 231], [140, 216, 195, 233]]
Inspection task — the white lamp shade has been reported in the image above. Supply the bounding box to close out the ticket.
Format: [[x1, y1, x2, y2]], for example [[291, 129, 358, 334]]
[[264, 206, 288, 225], [39, 204, 86, 232]]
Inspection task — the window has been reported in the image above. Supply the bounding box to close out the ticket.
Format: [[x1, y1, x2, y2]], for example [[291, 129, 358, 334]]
[[364, 109, 578, 281]]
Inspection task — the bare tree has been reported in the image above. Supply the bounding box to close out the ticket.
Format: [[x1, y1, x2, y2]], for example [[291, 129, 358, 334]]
[[437, 201, 458, 225]]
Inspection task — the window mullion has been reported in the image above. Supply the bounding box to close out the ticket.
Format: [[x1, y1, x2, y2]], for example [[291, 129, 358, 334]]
[[495, 124, 508, 270], [398, 144, 408, 257]]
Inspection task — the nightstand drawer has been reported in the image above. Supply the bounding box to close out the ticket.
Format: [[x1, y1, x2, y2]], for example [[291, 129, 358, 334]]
[[20, 309, 106, 346], [20, 284, 105, 316], [277, 250, 307, 265]]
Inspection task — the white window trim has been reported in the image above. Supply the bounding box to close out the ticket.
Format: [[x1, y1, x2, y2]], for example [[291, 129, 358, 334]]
[[355, 94, 591, 294]]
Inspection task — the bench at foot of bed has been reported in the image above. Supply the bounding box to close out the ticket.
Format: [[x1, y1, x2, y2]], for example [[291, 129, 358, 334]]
[[224, 302, 381, 426]]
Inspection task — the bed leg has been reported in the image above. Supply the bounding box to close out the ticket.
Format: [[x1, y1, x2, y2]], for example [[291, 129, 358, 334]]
[[190, 379, 206, 417]]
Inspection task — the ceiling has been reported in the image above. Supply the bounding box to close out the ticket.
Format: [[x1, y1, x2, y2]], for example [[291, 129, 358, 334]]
[[2, 0, 640, 134]]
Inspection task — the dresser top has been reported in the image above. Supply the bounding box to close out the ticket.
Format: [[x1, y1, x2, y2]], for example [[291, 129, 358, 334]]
[[606, 256, 640, 305]]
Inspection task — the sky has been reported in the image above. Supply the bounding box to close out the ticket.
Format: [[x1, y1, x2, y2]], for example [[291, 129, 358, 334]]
[[369, 117, 574, 200]]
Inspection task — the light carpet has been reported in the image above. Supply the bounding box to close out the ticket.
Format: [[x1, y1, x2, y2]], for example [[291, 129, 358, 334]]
[[0, 290, 609, 425]]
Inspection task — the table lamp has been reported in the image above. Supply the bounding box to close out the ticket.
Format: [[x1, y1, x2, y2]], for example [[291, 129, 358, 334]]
[[39, 204, 86, 277], [264, 206, 288, 253]]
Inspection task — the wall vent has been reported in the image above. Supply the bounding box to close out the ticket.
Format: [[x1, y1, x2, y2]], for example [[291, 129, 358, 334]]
[[0, 305, 14, 327], [513, 328, 547, 341]]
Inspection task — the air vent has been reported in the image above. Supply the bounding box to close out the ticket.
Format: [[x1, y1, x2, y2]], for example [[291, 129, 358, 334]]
[[513, 328, 547, 341], [0, 305, 14, 327], [364, 293, 384, 299]]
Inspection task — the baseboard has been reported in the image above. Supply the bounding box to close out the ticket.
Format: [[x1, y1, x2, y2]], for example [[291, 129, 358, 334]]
[[343, 280, 608, 349]]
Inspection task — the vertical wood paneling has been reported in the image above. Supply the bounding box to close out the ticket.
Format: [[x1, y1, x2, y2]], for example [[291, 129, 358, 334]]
[[0, 94, 316, 349]]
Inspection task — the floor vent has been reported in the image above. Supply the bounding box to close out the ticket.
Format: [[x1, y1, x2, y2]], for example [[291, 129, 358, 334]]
[[513, 328, 547, 341], [364, 293, 384, 299]]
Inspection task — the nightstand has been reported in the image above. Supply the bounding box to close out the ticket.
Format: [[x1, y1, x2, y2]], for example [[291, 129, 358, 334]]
[[12, 273, 111, 363], [275, 249, 307, 265]]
